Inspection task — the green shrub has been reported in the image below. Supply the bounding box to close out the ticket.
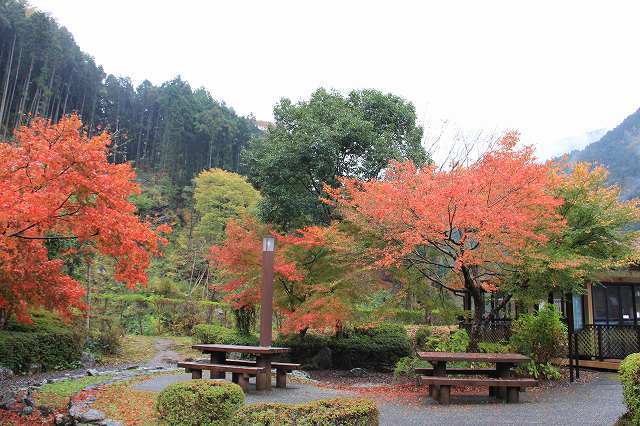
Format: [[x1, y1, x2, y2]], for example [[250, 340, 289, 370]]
[[518, 360, 562, 380], [424, 328, 469, 353], [155, 380, 244, 426], [234, 398, 378, 426], [233, 403, 296, 425], [192, 324, 259, 346], [276, 323, 410, 370], [620, 353, 640, 424], [329, 323, 411, 370], [274, 332, 330, 362], [0, 312, 83, 373], [478, 341, 510, 353], [393, 356, 431, 380], [510, 305, 567, 364], [414, 326, 432, 349], [87, 323, 123, 355]]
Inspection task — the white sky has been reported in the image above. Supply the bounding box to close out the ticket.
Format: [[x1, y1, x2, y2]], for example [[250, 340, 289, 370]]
[[28, 0, 640, 161]]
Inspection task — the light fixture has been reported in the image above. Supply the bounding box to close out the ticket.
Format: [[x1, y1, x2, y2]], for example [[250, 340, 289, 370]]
[[262, 236, 275, 252]]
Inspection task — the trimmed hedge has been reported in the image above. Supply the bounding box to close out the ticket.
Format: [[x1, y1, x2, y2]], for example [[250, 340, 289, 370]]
[[0, 312, 82, 373], [620, 353, 640, 424], [276, 323, 410, 370], [330, 323, 411, 370], [155, 380, 244, 426], [192, 324, 259, 346], [234, 398, 379, 426]]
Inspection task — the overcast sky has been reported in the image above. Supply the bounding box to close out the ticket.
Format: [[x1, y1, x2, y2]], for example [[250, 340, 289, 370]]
[[28, 0, 640, 161]]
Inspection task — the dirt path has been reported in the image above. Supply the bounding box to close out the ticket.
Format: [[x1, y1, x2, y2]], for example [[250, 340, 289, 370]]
[[146, 338, 182, 368]]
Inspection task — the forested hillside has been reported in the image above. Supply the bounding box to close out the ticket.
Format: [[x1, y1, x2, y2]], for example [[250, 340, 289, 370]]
[[0, 0, 259, 185], [567, 106, 640, 199]]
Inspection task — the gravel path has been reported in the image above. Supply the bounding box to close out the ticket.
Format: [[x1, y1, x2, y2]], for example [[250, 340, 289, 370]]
[[133, 371, 625, 425], [145, 338, 181, 368]]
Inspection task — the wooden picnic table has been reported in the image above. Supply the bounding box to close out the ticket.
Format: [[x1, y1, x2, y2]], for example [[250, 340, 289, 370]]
[[417, 351, 535, 404], [191, 344, 291, 391]]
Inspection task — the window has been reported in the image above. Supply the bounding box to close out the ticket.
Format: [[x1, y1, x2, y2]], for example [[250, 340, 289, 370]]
[[593, 283, 640, 325]]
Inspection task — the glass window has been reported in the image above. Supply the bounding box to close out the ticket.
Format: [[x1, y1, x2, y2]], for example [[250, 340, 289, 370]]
[[607, 287, 621, 324], [635, 287, 640, 321], [573, 294, 584, 330], [621, 286, 634, 325], [593, 286, 607, 324]]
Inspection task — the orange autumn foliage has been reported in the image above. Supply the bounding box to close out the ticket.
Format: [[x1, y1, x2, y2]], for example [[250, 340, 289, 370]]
[[326, 132, 564, 322], [210, 217, 373, 333], [0, 115, 170, 323]]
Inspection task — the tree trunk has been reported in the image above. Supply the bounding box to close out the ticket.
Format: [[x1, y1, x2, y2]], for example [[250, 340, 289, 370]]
[[0, 35, 16, 132], [461, 265, 485, 352]]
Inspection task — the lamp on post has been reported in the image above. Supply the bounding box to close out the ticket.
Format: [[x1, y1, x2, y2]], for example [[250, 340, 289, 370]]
[[259, 236, 276, 347]]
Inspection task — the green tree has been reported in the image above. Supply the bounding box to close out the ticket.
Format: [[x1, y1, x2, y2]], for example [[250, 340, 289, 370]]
[[243, 88, 428, 230], [193, 168, 261, 242], [501, 162, 640, 308]]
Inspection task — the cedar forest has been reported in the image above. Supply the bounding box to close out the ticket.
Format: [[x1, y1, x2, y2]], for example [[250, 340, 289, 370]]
[[1, 0, 640, 363]]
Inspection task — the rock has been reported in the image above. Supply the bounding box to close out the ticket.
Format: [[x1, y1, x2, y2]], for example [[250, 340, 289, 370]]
[[349, 367, 368, 377], [126, 365, 139, 370], [311, 347, 332, 370], [86, 368, 99, 376], [21, 406, 33, 416], [38, 405, 53, 415], [70, 407, 106, 423], [291, 370, 311, 380], [100, 420, 124, 426], [0, 367, 14, 378], [0, 389, 16, 410], [54, 414, 75, 425], [29, 363, 42, 373], [81, 352, 96, 368], [23, 396, 35, 407]]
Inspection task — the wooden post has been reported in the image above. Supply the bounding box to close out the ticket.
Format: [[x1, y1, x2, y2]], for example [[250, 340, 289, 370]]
[[260, 236, 275, 347]]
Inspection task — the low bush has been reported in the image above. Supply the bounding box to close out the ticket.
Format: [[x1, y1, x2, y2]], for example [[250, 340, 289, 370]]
[[413, 325, 432, 349], [478, 341, 510, 353], [329, 323, 411, 370], [510, 305, 567, 364], [234, 398, 378, 425], [620, 353, 640, 424], [274, 332, 330, 362], [393, 355, 431, 380], [276, 323, 410, 370], [155, 380, 244, 426], [192, 324, 259, 346], [424, 328, 469, 353], [0, 311, 83, 373]]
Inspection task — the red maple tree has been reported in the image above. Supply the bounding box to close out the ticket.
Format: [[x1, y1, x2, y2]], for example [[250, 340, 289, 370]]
[[0, 115, 170, 326], [210, 217, 375, 334], [326, 132, 564, 348]]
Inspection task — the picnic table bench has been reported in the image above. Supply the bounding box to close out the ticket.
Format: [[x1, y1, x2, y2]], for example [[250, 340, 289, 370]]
[[178, 344, 298, 392], [417, 352, 537, 404]]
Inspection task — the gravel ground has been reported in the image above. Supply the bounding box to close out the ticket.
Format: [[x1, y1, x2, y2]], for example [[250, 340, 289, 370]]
[[133, 371, 625, 425]]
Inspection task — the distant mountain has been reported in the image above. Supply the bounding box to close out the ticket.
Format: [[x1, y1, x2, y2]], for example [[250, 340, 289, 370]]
[[555, 128, 607, 156], [566, 107, 640, 200]]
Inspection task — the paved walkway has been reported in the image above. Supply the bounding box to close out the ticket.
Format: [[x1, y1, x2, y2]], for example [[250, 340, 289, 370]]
[[133, 372, 625, 425]]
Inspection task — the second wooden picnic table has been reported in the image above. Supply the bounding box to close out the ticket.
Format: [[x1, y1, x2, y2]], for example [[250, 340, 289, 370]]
[[187, 344, 292, 391], [417, 351, 536, 404]]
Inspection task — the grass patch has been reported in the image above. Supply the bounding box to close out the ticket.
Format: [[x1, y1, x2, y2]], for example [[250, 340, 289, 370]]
[[100, 335, 158, 365], [99, 335, 200, 365], [35, 374, 113, 409]]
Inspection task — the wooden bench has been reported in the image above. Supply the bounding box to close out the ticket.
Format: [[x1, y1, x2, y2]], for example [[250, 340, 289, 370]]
[[177, 361, 266, 391], [420, 376, 538, 404], [416, 367, 496, 376], [224, 359, 301, 388]]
